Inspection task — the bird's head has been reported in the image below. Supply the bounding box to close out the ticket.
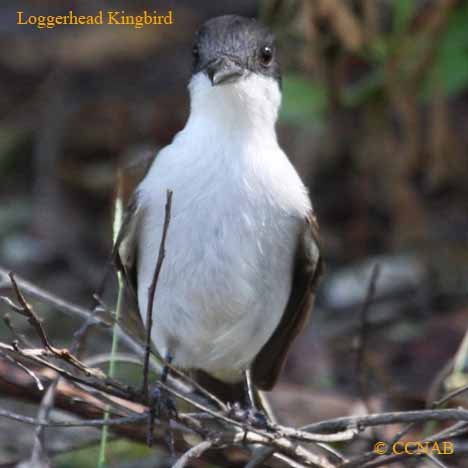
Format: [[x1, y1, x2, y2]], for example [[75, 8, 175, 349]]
[[188, 15, 282, 129]]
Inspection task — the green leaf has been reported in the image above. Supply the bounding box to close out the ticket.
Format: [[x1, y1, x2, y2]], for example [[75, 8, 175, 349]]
[[279, 73, 326, 123], [392, 0, 416, 35], [427, 4, 468, 97]]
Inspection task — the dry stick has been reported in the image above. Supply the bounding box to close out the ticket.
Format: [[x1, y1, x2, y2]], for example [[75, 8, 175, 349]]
[[354, 422, 468, 468], [0, 342, 137, 402], [431, 382, 468, 409], [231, 431, 336, 468], [172, 440, 215, 468], [29, 308, 101, 465], [2, 274, 104, 378], [0, 266, 201, 402], [344, 379, 468, 467], [247, 426, 355, 466], [0, 408, 146, 428], [142, 190, 173, 448], [272, 453, 308, 468], [1, 337, 247, 445], [156, 382, 336, 468], [7, 272, 54, 351], [0, 265, 144, 358], [0, 351, 43, 391], [0, 435, 119, 468], [347, 378, 468, 467], [28, 381, 57, 466], [303, 409, 468, 434], [8, 317, 466, 454], [3, 349, 468, 468], [425, 453, 449, 468], [4, 271, 468, 466], [354, 263, 380, 414], [5, 268, 225, 438], [142, 189, 173, 398]]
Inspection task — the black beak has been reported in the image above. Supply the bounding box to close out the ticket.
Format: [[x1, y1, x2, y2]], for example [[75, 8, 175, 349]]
[[206, 57, 245, 86]]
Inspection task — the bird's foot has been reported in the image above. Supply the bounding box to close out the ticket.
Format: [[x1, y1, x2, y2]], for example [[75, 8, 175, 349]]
[[227, 402, 269, 429], [150, 384, 178, 420], [147, 385, 178, 451]]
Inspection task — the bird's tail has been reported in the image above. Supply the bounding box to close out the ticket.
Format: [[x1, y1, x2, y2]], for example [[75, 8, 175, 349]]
[[192, 370, 245, 405]]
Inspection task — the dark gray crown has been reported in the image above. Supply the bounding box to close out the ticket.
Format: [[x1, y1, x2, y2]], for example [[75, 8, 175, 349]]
[[192, 15, 281, 85]]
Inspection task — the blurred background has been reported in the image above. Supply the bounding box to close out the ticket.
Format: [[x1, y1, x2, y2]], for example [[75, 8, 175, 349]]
[[1, 0, 468, 466]]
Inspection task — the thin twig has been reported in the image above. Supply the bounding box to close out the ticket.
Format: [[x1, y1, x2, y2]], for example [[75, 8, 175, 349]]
[[431, 383, 468, 408], [0, 351, 43, 391], [28, 380, 57, 467], [273, 423, 358, 443], [0, 265, 143, 357], [7, 272, 54, 351], [30, 305, 100, 464], [141, 190, 173, 448], [353, 421, 468, 468], [172, 440, 214, 468], [2, 275, 106, 378], [142, 189, 173, 398], [303, 408, 468, 433], [0, 408, 147, 428], [354, 264, 380, 413], [425, 453, 449, 468]]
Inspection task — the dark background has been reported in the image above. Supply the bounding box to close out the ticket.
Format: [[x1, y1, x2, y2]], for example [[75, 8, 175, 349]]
[[1, 0, 468, 466]]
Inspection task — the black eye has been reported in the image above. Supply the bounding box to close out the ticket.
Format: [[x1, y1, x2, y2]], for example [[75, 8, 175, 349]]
[[260, 45, 273, 65]]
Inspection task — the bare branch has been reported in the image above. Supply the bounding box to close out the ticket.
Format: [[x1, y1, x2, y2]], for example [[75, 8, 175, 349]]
[[431, 383, 468, 409], [303, 408, 468, 433], [142, 189, 173, 397], [0, 265, 143, 357], [354, 264, 380, 413], [7, 272, 55, 351], [172, 440, 215, 468], [0, 351, 43, 391]]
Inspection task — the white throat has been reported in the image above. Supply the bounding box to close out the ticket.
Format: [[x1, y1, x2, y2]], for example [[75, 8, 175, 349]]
[[186, 72, 281, 141]]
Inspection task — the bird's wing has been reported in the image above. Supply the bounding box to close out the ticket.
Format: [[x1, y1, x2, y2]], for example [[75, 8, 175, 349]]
[[113, 152, 155, 303], [112, 193, 146, 342], [251, 212, 322, 391], [113, 193, 140, 295]]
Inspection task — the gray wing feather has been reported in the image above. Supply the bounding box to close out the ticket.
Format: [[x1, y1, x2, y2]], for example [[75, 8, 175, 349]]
[[113, 194, 141, 298], [113, 193, 146, 342], [251, 212, 322, 390]]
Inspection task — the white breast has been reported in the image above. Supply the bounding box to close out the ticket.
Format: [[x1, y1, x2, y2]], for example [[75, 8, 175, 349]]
[[136, 73, 312, 382]]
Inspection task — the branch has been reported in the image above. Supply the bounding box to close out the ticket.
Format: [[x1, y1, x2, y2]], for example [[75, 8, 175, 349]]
[[354, 264, 380, 413], [142, 189, 173, 397], [303, 408, 468, 433], [172, 440, 215, 468], [0, 265, 143, 357]]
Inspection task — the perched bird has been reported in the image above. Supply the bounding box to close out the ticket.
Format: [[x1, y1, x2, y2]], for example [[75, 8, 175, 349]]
[[115, 15, 321, 406]]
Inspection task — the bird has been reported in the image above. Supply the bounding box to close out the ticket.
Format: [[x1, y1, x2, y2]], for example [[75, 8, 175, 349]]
[[115, 14, 322, 409]]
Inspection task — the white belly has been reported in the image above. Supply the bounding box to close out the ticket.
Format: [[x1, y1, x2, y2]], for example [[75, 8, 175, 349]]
[[136, 127, 311, 382], [138, 192, 301, 382]]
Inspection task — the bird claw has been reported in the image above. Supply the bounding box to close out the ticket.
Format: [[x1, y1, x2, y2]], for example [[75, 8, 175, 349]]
[[147, 385, 178, 453], [227, 402, 269, 429], [150, 385, 178, 420]]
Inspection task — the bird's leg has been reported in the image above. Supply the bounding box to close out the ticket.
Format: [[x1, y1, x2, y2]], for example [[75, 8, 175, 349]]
[[151, 352, 177, 416], [148, 352, 177, 451], [229, 370, 268, 429], [161, 352, 172, 383], [244, 368, 256, 411], [244, 370, 268, 428]]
